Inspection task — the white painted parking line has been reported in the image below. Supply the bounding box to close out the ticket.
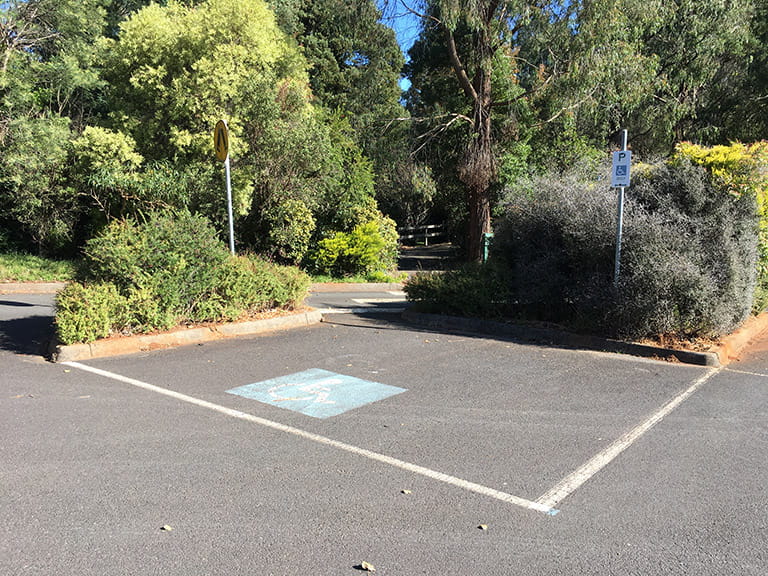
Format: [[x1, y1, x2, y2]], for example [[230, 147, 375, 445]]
[[536, 367, 721, 509], [724, 367, 768, 380], [315, 307, 406, 314], [63, 361, 558, 516]]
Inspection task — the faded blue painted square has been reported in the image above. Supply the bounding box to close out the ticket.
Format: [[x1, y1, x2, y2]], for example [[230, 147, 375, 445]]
[[226, 369, 406, 419]]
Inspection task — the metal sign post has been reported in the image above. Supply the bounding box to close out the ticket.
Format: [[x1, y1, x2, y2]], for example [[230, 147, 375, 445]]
[[214, 119, 236, 255], [611, 130, 630, 286]]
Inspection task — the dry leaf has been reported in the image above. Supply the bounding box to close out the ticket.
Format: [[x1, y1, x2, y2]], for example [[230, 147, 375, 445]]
[[361, 561, 376, 572], [160, 525, 173, 532], [478, 524, 488, 531], [401, 489, 412, 495]]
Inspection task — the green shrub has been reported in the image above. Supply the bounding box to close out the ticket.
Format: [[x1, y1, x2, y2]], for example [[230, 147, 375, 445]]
[[674, 141, 768, 312], [614, 159, 758, 337], [492, 169, 617, 327], [481, 158, 758, 340], [262, 199, 316, 264], [216, 255, 310, 316], [82, 211, 231, 319], [404, 264, 511, 318], [56, 282, 129, 344], [57, 211, 311, 340], [312, 216, 398, 278]]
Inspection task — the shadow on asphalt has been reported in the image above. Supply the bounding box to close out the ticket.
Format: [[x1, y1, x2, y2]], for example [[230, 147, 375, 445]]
[[0, 315, 56, 356], [320, 312, 553, 346], [320, 311, 711, 366], [0, 299, 37, 307]]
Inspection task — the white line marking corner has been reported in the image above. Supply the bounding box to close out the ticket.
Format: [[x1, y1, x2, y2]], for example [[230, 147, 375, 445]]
[[63, 361, 556, 516], [536, 367, 721, 509]]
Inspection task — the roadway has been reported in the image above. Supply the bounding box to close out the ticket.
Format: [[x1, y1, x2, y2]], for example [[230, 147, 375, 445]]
[[1, 290, 766, 575]]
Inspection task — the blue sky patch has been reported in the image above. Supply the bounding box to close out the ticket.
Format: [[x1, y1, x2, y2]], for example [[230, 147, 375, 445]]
[[227, 369, 406, 419]]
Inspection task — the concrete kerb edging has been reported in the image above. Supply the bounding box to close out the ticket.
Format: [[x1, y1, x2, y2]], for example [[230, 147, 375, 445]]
[[401, 310, 768, 367], [0, 282, 66, 294], [309, 282, 403, 293], [51, 310, 323, 363]]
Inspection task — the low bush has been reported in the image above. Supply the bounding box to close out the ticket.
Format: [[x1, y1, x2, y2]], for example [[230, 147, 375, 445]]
[[404, 264, 511, 318], [55, 211, 310, 344], [55, 282, 129, 344], [311, 215, 398, 279], [407, 158, 760, 340], [674, 141, 768, 311]]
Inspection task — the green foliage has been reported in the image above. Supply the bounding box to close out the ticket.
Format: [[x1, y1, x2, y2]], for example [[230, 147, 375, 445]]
[[82, 211, 231, 316], [0, 115, 80, 254], [674, 141, 768, 312], [99, 0, 387, 272], [414, 159, 759, 340], [312, 216, 398, 278], [268, 0, 404, 145], [72, 126, 144, 174], [55, 282, 129, 344], [0, 253, 76, 282], [261, 199, 316, 264], [54, 210, 311, 343], [404, 264, 511, 318]]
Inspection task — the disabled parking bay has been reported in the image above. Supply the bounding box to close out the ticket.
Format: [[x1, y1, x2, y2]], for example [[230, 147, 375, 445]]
[[2, 302, 767, 575]]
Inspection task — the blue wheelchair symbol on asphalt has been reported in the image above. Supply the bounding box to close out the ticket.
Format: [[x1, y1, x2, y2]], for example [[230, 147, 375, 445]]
[[227, 369, 406, 419]]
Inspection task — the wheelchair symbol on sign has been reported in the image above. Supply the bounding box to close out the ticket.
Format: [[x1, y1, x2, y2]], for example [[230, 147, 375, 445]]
[[267, 378, 342, 405]]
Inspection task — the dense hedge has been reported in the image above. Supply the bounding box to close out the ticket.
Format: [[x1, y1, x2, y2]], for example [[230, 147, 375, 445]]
[[406, 155, 760, 340], [55, 211, 309, 344]]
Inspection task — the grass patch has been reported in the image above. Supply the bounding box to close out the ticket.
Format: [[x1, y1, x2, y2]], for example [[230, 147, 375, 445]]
[[0, 253, 76, 282]]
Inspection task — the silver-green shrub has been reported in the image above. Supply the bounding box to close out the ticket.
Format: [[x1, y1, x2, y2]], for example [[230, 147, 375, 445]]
[[489, 159, 758, 339]]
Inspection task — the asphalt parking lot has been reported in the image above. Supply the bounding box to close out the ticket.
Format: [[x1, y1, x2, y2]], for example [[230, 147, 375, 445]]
[[2, 293, 767, 575]]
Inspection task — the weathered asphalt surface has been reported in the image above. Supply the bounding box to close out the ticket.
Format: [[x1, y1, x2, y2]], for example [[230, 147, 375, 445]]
[[2, 292, 767, 575]]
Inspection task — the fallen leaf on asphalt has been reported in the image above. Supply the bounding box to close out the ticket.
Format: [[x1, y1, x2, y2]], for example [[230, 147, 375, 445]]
[[478, 524, 488, 531], [401, 489, 412, 495], [360, 561, 376, 572], [78, 395, 91, 399], [160, 525, 173, 532]]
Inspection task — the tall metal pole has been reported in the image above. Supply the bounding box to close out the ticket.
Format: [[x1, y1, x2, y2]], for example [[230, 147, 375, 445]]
[[224, 155, 235, 255], [614, 129, 628, 287]]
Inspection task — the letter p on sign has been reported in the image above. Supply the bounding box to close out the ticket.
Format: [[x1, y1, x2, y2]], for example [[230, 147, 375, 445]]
[[611, 150, 631, 188]]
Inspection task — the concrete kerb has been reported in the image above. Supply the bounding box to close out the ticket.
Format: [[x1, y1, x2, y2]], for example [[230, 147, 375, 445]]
[[51, 310, 323, 363], [0, 282, 66, 294], [309, 282, 403, 293], [401, 310, 768, 367]]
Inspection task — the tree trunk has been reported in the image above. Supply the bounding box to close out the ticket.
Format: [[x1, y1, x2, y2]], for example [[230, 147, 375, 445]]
[[459, 71, 495, 262], [441, 4, 498, 261]]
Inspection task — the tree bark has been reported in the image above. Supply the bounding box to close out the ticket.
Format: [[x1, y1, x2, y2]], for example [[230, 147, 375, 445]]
[[461, 72, 494, 261], [441, 2, 498, 261]]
